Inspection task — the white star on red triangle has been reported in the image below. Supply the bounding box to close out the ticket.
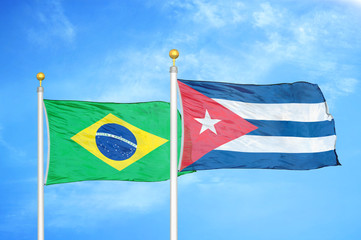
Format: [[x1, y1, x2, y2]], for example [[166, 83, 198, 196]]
[[194, 110, 221, 134]]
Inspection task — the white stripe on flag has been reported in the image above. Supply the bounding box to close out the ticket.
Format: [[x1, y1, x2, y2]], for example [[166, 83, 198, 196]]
[[214, 99, 333, 122], [216, 135, 336, 153]]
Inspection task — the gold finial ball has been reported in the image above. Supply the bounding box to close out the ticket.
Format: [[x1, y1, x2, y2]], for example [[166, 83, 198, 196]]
[[169, 49, 179, 60], [36, 72, 45, 81]]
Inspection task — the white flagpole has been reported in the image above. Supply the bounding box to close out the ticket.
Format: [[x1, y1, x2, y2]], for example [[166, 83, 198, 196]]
[[37, 72, 45, 240], [169, 49, 179, 240]]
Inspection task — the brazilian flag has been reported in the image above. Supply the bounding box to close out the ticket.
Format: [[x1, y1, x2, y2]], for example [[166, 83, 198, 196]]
[[44, 99, 189, 185]]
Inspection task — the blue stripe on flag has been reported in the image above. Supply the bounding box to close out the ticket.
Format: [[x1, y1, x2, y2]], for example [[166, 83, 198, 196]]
[[182, 150, 340, 171], [178, 79, 326, 103], [246, 119, 336, 137]]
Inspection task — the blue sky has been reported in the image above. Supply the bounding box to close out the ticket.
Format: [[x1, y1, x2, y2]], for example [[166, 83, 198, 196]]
[[1, 0, 361, 239]]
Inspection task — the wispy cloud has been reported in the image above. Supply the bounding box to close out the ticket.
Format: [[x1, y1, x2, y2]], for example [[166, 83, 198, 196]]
[[332, 0, 361, 7], [178, 171, 298, 226], [243, 2, 361, 97], [45, 181, 168, 228], [164, 0, 246, 28], [320, 78, 359, 107], [49, 0, 360, 107], [161, 1, 361, 90], [40, 45, 174, 103], [94, 47, 171, 102], [338, 78, 359, 93], [27, 0, 75, 46], [0, 126, 26, 158], [0, 204, 36, 235], [253, 2, 283, 28]]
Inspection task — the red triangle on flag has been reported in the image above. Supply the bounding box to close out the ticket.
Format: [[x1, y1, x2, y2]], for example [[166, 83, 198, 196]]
[[178, 81, 258, 171]]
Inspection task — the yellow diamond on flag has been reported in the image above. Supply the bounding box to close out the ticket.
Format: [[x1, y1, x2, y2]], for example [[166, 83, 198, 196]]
[[71, 113, 168, 171]]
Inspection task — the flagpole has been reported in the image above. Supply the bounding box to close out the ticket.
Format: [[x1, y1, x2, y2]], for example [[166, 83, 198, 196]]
[[37, 72, 45, 240], [169, 49, 179, 240]]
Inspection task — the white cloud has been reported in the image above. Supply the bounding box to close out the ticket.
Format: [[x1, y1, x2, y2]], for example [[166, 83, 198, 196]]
[[0, 126, 26, 158], [320, 78, 359, 107], [338, 78, 358, 93], [96, 47, 171, 102], [0, 204, 36, 234], [244, 3, 361, 91], [320, 77, 359, 111], [51, 1, 360, 106], [192, 0, 245, 27], [332, 0, 361, 7], [27, 0, 75, 45], [253, 2, 283, 28], [165, 0, 246, 28], [45, 181, 168, 228], [178, 172, 202, 187], [178, 171, 299, 225]]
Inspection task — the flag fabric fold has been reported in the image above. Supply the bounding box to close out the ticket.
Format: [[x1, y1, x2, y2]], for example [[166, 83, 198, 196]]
[[177, 79, 339, 172], [44, 99, 188, 185]]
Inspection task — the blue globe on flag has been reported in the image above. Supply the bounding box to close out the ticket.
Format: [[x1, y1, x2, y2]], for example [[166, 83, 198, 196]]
[[95, 123, 137, 161]]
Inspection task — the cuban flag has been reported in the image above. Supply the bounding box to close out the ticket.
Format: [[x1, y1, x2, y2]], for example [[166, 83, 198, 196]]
[[177, 79, 339, 172]]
